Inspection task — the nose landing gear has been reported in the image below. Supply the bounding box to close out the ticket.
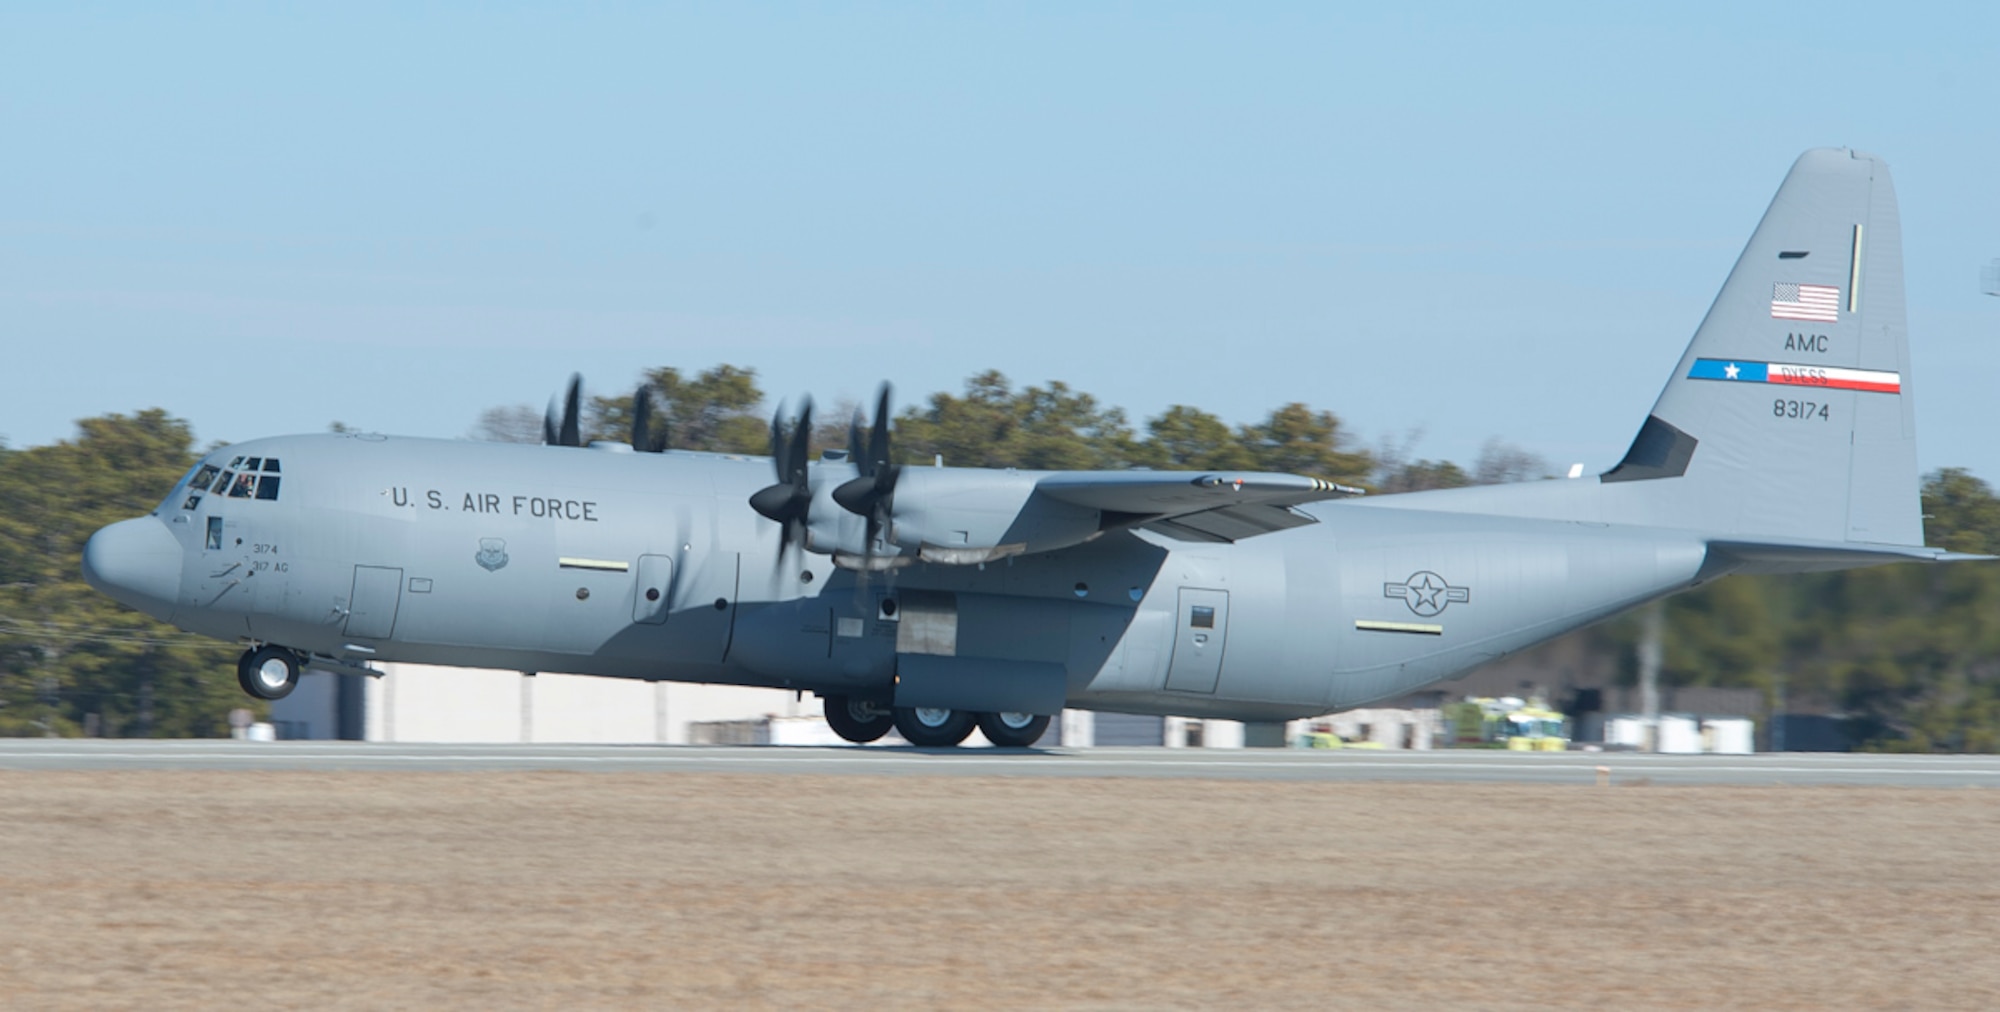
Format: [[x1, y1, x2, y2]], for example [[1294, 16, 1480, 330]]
[[236, 645, 302, 700]]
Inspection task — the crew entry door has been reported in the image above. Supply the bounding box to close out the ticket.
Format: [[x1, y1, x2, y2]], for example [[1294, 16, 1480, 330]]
[[1164, 588, 1229, 693], [345, 566, 403, 640]]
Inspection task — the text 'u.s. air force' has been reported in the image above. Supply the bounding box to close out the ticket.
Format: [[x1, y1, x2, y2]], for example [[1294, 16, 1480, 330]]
[[387, 487, 599, 521]]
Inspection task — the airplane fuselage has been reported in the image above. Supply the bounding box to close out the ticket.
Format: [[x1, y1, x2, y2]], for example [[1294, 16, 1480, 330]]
[[79, 149, 1956, 743], [112, 432, 1711, 722]]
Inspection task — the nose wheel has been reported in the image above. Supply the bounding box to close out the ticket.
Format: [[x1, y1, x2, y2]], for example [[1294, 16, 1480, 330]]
[[237, 645, 301, 701]]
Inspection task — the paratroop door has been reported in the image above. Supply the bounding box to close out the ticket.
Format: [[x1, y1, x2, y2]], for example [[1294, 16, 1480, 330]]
[[1163, 588, 1228, 693]]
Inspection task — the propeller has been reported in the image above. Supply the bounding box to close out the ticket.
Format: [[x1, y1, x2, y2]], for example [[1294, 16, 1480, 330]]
[[832, 384, 901, 560], [748, 398, 815, 558], [543, 373, 583, 447], [631, 385, 669, 452]]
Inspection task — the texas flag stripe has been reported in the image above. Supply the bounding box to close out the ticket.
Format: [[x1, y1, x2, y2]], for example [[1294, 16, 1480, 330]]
[[1687, 358, 1901, 394]]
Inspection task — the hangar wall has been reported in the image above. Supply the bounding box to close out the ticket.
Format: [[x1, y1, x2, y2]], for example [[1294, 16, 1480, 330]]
[[363, 663, 820, 744], [269, 663, 1256, 748]]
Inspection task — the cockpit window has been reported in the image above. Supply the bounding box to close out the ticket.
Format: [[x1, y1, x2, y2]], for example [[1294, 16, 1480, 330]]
[[189, 457, 284, 505]]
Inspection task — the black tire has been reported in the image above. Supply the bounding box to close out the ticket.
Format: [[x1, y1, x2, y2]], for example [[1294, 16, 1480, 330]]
[[977, 711, 1052, 748], [237, 645, 300, 701], [823, 695, 893, 744], [893, 706, 975, 747]]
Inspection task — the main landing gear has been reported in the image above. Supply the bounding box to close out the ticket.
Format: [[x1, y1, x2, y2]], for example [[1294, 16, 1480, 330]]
[[236, 645, 302, 701], [822, 695, 1052, 748], [823, 696, 895, 743]]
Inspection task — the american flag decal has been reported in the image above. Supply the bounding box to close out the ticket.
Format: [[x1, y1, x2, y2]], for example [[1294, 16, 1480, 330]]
[[1772, 282, 1840, 322]]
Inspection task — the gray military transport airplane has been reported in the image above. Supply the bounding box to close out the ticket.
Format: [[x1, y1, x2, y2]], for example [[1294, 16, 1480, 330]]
[[81, 149, 1975, 746]]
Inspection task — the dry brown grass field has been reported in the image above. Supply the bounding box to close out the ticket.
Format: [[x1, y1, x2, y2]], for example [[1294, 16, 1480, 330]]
[[1, 771, 1996, 1009]]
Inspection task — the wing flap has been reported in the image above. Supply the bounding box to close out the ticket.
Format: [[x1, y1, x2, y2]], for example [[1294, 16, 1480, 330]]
[[1143, 503, 1320, 543], [1035, 471, 1362, 544]]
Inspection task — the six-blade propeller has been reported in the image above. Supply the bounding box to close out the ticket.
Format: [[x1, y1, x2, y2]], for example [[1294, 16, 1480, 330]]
[[543, 374, 907, 566], [748, 398, 816, 558], [832, 384, 901, 561], [542, 373, 584, 447], [631, 385, 668, 453]]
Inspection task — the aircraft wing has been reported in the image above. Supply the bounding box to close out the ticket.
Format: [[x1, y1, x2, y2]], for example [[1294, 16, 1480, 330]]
[[1036, 471, 1365, 544]]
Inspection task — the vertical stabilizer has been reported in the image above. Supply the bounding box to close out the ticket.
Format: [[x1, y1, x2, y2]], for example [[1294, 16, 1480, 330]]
[[1601, 148, 1919, 545]]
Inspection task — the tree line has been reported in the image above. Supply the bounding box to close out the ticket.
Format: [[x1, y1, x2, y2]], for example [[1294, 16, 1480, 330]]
[[5, 365, 1999, 748]]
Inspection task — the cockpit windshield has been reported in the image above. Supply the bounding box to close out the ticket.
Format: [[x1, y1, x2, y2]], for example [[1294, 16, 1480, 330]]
[[178, 455, 283, 511]]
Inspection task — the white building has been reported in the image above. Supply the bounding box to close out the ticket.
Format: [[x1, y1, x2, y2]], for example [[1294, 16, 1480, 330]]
[[272, 663, 1438, 750]]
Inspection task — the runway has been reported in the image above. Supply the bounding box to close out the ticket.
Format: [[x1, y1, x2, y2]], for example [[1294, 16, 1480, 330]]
[[2, 739, 1997, 786]]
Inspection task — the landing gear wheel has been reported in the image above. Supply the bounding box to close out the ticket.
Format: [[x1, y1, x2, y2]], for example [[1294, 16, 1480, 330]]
[[977, 711, 1052, 748], [893, 706, 975, 747], [823, 695, 894, 744], [237, 645, 300, 701]]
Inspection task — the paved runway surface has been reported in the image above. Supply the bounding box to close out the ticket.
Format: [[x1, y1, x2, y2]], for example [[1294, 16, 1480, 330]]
[[3, 739, 1997, 786]]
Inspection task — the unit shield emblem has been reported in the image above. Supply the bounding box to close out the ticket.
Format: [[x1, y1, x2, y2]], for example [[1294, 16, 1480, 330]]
[[475, 538, 510, 572]]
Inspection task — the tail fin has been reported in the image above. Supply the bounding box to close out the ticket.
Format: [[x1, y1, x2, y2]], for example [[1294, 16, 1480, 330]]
[[1599, 148, 1920, 545], [1367, 149, 1927, 550]]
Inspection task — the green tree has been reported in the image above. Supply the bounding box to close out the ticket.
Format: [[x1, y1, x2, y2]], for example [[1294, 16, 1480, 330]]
[[895, 371, 1141, 470], [589, 365, 769, 454], [1570, 468, 2000, 752], [1377, 459, 1470, 493], [0, 411, 242, 737], [1921, 467, 2000, 555], [1138, 406, 1256, 471], [1239, 403, 1373, 486]]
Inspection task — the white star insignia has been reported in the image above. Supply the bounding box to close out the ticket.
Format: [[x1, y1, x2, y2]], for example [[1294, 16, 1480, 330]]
[[1723, 362, 1741, 380]]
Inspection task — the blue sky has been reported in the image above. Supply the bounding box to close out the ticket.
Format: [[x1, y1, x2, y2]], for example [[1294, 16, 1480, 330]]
[[3, 4, 1995, 480]]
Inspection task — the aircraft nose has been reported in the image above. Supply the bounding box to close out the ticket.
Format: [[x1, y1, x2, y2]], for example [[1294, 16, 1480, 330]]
[[82, 517, 184, 617]]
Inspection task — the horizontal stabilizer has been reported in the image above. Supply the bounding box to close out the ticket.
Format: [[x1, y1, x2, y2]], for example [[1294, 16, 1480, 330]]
[[1702, 537, 1986, 577]]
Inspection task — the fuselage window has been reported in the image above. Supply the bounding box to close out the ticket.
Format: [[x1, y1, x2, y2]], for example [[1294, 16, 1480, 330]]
[[255, 476, 281, 500], [262, 458, 281, 473], [206, 516, 223, 551], [191, 464, 221, 491], [1190, 605, 1216, 629], [229, 456, 245, 469], [229, 473, 256, 498], [183, 494, 202, 511], [212, 470, 235, 494], [245, 457, 263, 472]]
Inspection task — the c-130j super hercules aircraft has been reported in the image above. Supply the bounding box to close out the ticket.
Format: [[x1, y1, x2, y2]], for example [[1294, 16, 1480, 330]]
[[82, 149, 1978, 747]]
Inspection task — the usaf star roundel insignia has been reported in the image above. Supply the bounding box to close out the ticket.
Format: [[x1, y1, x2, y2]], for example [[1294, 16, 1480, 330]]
[[1384, 571, 1470, 617]]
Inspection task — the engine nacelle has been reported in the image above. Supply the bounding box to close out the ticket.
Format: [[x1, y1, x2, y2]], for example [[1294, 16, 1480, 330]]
[[889, 469, 1102, 565], [804, 467, 1103, 569]]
